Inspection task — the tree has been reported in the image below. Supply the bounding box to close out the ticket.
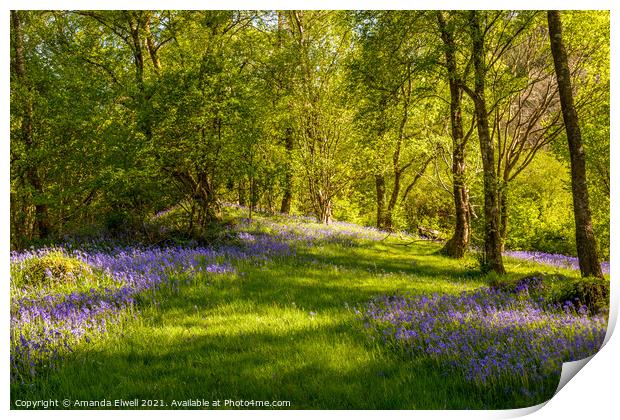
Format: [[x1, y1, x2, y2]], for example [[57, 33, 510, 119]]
[[350, 11, 436, 231], [465, 11, 505, 274], [436, 11, 474, 258], [548, 11, 610, 260], [491, 18, 564, 250], [287, 11, 356, 224], [11, 10, 51, 241], [275, 11, 295, 214], [458, 11, 537, 273], [547, 10, 603, 278]]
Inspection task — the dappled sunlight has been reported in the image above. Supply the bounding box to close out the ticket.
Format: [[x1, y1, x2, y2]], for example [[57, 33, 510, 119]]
[[10, 204, 608, 410], [9, 7, 610, 411]]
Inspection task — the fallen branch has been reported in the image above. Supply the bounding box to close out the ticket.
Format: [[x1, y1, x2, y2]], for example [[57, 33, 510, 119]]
[[379, 231, 393, 242]]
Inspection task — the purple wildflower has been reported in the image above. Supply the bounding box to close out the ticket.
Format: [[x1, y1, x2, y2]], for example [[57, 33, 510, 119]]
[[360, 287, 607, 386]]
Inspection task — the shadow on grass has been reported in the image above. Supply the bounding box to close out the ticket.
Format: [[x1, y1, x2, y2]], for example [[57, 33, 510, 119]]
[[12, 313, 555, 409], [298, 241, 485, 282], [11, 241, 556, 409]]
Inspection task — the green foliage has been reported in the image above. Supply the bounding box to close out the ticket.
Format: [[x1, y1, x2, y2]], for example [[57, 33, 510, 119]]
[[503, 152, 577, 255], [13, 252, 93, 288], [331, 189, 369, 226], [490, 273, 610, 315], [402, 179, 453, 234], [547, 276, 610, 315], [9, 10, 609, 262]]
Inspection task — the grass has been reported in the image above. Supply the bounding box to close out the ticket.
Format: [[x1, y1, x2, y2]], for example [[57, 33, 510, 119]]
[[12, 226, 592, 410]]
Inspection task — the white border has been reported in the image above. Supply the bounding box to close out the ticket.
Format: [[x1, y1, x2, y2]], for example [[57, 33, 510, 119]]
[[2, 2, 617, 419]]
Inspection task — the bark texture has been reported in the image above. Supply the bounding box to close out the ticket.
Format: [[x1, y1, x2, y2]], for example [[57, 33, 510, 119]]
[[437, 12, 471, 258], [280, 127, 294, 214], [375, 174, 387, 229], [469, 11, 505, 274], [547, 10, 603, 278]]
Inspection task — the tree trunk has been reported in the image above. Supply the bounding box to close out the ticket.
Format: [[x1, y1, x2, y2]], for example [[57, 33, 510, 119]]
[[318, 198, 333, 224], [278, 12, 294, 215], [197, 178, 220, 226], [499, 187, 508, 253], [248, 174, 257, 222], [28, 168, 51, 238], [173, 170, 220, 227], [443, 180, 471, 258], [125, 12, 154, 144], [11, 10, 51, 239], [438, 11, 471, 258], [238, 178, 247, 207], [383, 210, 393, 232], [383, 171, 402, 232], [547, 10, 603, 278], [469, 11, 505, 274], [375, 174, 386, 229], [126, 12, 145, 88], [280, 127, 294, 214], [280, 182, 292, 214], [143, 13, 161, 74]]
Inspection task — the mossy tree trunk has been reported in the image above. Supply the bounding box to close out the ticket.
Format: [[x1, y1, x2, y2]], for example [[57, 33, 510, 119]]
[[437, 11, 471, 258], [468, 11, 505, 274], [547, 10, 603, 278]]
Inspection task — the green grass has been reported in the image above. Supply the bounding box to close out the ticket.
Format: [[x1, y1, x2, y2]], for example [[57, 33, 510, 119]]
[[12, 237, 583, 409]]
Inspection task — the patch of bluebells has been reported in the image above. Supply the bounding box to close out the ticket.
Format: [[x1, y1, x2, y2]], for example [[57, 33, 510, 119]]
[[224, 200, 402, 246], [239, 217, 393, 248], [11, 287, 135, 379], [12, 206, 399, 381], [14, 208, 392, 379], [505, 250, 610, 274], [10, 232, 295, 381], [360, 287, 607, 386]]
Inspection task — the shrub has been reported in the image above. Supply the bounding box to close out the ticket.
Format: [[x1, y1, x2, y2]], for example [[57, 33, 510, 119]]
[[490, 274, 610, 315], [105, 210, 134, 233], [15, 251, 93, 287], [489, 273, 546, 295], [548, 277, 610, 315]]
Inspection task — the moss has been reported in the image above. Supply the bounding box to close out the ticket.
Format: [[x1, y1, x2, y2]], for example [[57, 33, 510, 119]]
[[490, 273, 610, 315], [548, 276, 610, 315], [17, 251, 93, 287]]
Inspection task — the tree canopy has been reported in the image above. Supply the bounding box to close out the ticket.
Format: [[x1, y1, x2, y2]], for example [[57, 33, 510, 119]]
[[10, 10, 610, 273]]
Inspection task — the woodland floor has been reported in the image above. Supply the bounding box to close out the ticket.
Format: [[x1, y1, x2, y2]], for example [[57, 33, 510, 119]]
[[11, 209, 602, 409]]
